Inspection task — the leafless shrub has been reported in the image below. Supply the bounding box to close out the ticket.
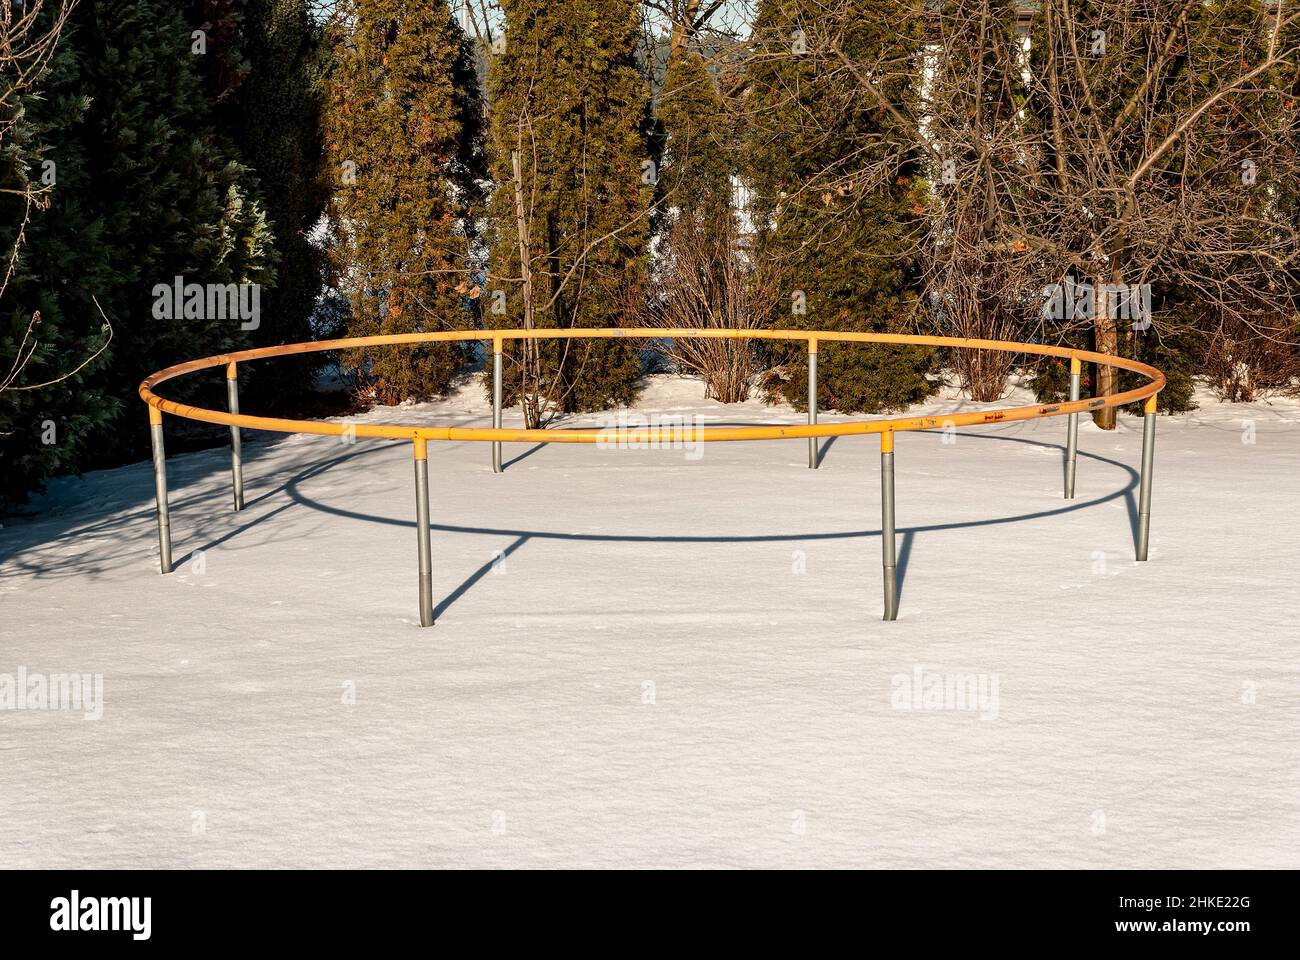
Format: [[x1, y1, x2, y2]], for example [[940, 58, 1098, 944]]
[[1202, 307, 1300, 401], [644, 209, 779, 402], [767, 0, 1300, 425]]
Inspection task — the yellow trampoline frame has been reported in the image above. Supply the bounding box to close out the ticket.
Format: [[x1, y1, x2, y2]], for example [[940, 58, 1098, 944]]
[[140, 328, 1165, 626]]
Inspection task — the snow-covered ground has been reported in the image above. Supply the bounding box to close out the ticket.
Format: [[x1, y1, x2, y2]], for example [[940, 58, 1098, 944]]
[[2, 374, 1298, 868]]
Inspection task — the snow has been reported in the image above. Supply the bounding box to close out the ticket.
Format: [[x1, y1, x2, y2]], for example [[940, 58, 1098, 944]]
[[2, 373, 1299, 868]]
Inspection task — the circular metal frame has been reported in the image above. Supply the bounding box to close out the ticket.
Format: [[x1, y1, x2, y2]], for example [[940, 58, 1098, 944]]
[[138, 328, 1165, 627], [140, 328, 1165, 442]]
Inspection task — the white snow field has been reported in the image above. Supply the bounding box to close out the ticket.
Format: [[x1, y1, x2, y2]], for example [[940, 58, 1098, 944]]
[[2, 373, 1298, 869]]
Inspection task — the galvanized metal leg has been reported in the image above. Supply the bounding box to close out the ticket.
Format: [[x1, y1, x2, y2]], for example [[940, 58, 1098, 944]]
[[1064, 364, 1080, 499], [492, 349, 503, 474], [881, 434, 898, 621], [227, 368, 244, 511], [1136, 409, 1156, 561], [149, 413, 173, 574], [414, 440, 434, 626], [808, 348, 819, 469]]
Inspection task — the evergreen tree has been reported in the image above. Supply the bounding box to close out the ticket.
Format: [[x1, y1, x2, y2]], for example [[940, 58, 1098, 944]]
[[1, 0, 274, 502], [1136, 0, 1266, 409], [924, 0, 1028, 401], [324, 0, 483, 405], [239, 1, 330, 360], [651, 47, 768, 403], [659, 50, 732, 231], [0, 5, 109, 502], [1181, 0, 1300, 400], [189, 0, 332, 402], [485, 0, 651, 425], [746, 0, 933, 414]]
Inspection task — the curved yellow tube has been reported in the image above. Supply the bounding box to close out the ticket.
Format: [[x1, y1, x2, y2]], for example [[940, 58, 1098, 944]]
[[140, 328, 1165, 442]]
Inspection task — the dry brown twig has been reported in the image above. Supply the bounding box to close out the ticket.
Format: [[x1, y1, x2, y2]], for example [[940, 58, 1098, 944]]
[[1, 1, 102, 407], [744, 0, 1300, 416], [645, 202, 780, 402]]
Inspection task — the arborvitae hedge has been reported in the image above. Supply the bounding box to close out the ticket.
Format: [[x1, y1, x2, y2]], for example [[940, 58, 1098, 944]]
[[746, 0, 934, 414], [659, 50, 732, 231], [209, 0, 332, 405], [324, 0, 484, 405], [0, 0, 274, 503], [243, 1, 329, 341], [484, 0, 651, 417]]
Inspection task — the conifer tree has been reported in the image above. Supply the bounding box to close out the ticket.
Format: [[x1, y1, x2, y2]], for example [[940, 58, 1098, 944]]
[[1126, 0, 1256, 411], [650, 47, 772, 402], [0, 2, 104, 502], [189, 0, 332, 400], [1178, 0, 1300, 401], [924, 0, 1027, 401], [1, 0, 274, 501], [659, 50, 732, 231], [745, 0, 933, 414], [485, 0, 651, 426], [324, 0, 484, 405]]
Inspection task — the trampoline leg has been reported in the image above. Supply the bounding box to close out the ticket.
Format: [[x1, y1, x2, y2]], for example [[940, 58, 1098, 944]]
[[1136, 401, 1156, 562], [881, 433, 898, 621], [492, 348, 503, 474], [1065, 358, 1080, 499], [149, 410, 173, 575], [808, 345, 819, 469], [414, 439, 434, 627], [227, 364, 244, 511]]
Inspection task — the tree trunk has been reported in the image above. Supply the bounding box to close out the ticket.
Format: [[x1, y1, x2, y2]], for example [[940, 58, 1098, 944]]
[[510, 148, 542, 430], [669, 1, 701, 63], [1092, 271, 1118, 430]]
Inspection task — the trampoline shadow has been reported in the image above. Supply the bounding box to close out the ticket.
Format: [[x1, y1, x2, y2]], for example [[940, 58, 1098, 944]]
[[896, 529, 916, 606], [503, 442, 547, 470], [252, 429, 1143, 620]]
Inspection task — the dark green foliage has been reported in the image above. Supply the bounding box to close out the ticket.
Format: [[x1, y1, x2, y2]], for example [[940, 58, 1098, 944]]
[[238, 1, 330, 392], [1, 0, 274, 503], [324, 0, 484, 405], [484, 0, 651, 419], [1171, 1, 1287, 399], [1023, 1, 1300, 416], [189, 0, 332, 404], [1025, 0, 1290, 412], [746, 0, 934, 414], [659, 51, 731, 230], [1032, 297, 1198, 415], [925, 0, 1030, 400], [1, 13, 106, 501], [1132, 326, 1198, 414]]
